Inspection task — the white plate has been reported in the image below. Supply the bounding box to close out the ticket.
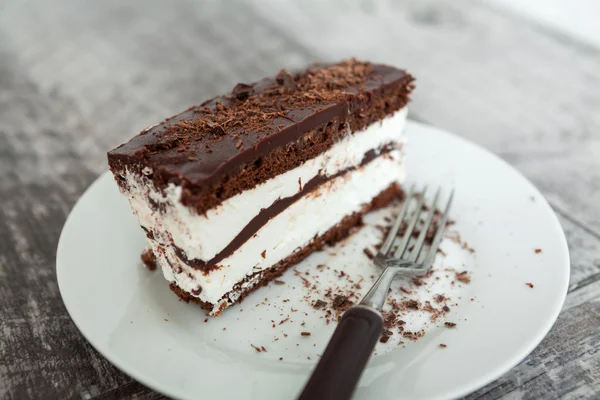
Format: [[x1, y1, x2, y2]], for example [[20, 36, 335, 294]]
[[57, 121, 569, 400]]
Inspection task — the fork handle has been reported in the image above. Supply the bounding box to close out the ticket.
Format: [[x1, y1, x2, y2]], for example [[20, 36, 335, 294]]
[[297, 306, 383, 400]]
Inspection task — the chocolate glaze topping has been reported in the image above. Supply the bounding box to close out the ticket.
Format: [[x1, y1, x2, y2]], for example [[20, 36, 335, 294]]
[[108, 59, 415, 214]]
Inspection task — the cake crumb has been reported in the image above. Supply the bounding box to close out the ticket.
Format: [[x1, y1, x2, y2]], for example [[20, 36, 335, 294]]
[[526, 282, 534, 288]]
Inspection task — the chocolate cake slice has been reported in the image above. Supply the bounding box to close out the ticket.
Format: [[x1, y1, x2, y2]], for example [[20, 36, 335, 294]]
[[108, 59, 415, 315]]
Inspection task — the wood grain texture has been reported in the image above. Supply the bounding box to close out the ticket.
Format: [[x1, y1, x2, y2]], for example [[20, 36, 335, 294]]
[[0, 0, 598, 399]]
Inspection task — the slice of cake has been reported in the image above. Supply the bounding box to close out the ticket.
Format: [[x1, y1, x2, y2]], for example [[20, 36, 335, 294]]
[[108, 59, 415, 315]]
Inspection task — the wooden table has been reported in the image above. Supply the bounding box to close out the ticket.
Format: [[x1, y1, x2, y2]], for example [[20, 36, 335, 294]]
[[1, 0, 599, 398]]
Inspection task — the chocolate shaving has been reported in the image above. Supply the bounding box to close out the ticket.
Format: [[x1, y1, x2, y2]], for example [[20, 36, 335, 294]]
[[275, 69, 297, 90], [232, 83, 254, 100], [250, 344, 262, 352]]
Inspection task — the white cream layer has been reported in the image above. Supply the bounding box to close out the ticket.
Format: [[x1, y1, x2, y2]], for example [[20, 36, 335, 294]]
[[125, 107, 407, 262], [149, 152, 404, 312]]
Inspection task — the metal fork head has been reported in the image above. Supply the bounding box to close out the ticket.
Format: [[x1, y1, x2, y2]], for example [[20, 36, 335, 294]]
[[361, 186, 454, 311], [375, 185, 454, 272]]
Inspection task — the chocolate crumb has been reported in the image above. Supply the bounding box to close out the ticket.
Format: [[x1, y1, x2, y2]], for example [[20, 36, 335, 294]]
[[191, 286, 202, 296], [273, 280, 285, 285], [526, 282, 534, 288], [275, 69, 297, 90], [204, 318, 208, 323], [412, 277, 424, 287], [439, 344, 447, 348], [250, 344, 261, 352], [261, 346, 267, 352], [535, 248, 542, 254], [455, 271, 471, 284], [363, 248, 375, 260], [261, 250, 266, 259], [301, 332, 312, 337], [406, 299, 420, 310], [380, 329, 393, 343], [313, 299, 327, 309], [444, 322, 457, 328], [279, 357, 283, 361], [279, 317, 290, 325], [442, 305, 451, 312], [232, 82, 254, 99], [141, 249, 157, 271], [332, 295, 353, 311]]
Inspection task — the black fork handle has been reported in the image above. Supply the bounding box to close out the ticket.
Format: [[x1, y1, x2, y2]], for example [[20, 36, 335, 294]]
[[297, 306, 383, 400]]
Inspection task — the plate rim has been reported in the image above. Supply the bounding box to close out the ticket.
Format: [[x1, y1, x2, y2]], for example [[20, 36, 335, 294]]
[[56, 120, 570, 400]]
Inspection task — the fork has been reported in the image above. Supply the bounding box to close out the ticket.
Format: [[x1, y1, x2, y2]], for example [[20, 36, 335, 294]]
[[298, 186, 454, 400]]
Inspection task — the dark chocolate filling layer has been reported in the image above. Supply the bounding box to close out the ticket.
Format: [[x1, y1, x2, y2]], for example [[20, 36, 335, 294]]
[[173, 144, 400, 270]]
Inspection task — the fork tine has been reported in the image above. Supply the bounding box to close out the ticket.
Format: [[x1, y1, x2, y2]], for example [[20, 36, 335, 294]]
[[393, 186, 428, 259], [378, 184, 415, 257], [408, 188, 441, 263], [422, 190, 454, 268]]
